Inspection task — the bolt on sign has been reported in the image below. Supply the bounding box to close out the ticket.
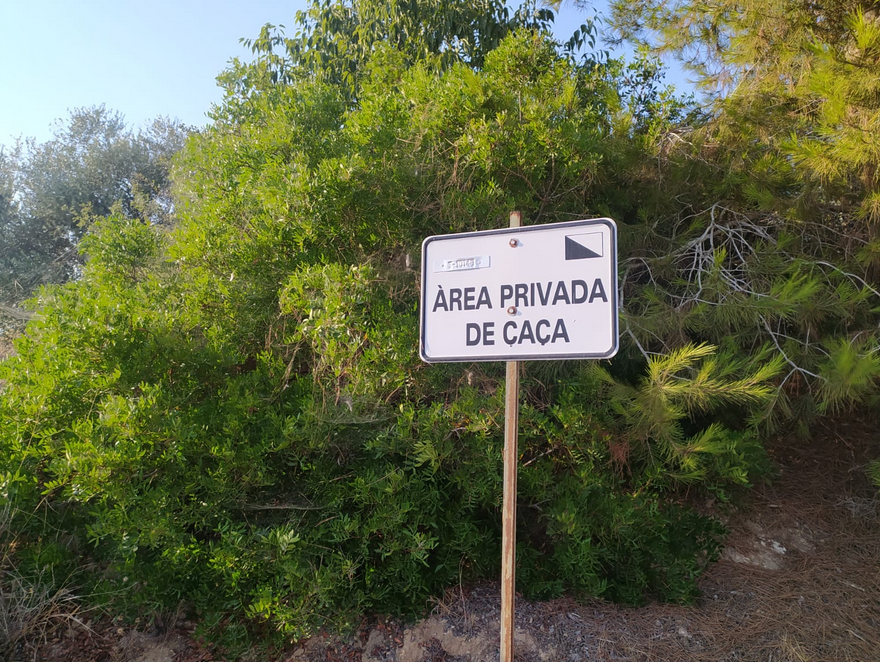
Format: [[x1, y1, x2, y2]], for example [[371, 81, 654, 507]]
[[420, 218, 618, 362]]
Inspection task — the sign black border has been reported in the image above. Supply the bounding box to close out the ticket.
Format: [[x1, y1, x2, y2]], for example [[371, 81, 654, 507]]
[[419, 218, 619, 363]]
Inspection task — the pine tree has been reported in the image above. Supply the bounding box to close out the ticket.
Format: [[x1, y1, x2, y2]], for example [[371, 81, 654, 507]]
[[605, 0, 880, 424], [609, 0, 880, 255]]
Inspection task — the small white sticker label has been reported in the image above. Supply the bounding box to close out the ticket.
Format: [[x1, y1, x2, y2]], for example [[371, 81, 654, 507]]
[[434, 255, 491, 273]]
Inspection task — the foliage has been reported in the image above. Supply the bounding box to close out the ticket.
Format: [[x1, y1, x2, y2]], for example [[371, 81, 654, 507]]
[[606, 0, 880, 429], [228, 0, 584, 97], [609, 0, 880, 250], [868, 460, 880, 490], [0, 106, 189, 328], [1, 0, 878, 652], [0, 30, 772, 646]]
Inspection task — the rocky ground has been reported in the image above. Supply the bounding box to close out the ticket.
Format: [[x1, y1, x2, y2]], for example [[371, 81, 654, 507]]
[[12, 416, 880, 662]]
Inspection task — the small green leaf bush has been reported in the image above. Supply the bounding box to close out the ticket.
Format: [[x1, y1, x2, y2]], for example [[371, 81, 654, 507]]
[[2, 23, 877, 651]]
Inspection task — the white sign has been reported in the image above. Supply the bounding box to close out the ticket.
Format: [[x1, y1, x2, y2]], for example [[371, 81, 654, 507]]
[[420, 218, 618, 362]]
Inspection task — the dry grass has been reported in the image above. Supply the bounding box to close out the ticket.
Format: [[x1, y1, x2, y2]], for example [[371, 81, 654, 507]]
[[0, 333, 16, 362], [0, 332, 15, 397], [0, 570, 86, 659], [0, 505, 91, 661]]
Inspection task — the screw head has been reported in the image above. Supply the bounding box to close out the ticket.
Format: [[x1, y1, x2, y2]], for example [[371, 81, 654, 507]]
[[509, 238, 518, 247], [507, 306, 517, 315]]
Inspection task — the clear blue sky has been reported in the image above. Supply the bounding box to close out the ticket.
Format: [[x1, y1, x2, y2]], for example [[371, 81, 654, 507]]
[[0, 0, 310, 144], [0, 1, 684, 146]]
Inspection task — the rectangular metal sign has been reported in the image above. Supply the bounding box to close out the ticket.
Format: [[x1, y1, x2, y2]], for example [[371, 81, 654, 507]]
[[420, 218, 618, 362]]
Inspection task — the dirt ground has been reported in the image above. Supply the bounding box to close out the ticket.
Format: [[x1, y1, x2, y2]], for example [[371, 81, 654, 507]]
[[15, 415, 880, 662]]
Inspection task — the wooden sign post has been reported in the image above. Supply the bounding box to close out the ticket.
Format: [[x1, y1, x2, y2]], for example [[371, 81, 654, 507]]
[[419, 211, 618, 662], [500, 211, 521, 662]]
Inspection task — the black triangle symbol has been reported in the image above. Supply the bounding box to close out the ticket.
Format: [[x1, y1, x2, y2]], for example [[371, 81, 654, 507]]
[[565, 236, 601, 260]]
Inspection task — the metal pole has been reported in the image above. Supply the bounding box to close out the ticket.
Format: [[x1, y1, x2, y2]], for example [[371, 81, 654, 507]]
[[500, 210, 521, 662]]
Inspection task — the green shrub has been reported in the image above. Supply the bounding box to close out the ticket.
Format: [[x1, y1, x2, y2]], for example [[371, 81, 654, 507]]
[[1, 23, 877, 651], [0, 239, 774, 642]]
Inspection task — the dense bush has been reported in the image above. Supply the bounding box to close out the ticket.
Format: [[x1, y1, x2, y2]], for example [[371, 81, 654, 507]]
[[1, 2, 878, 651]]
